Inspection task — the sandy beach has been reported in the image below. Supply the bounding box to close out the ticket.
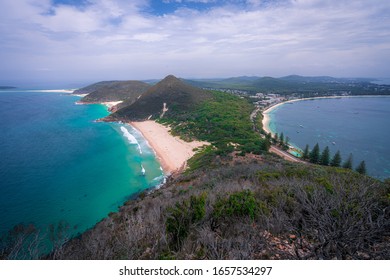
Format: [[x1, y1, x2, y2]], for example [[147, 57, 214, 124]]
[[130, 121, 209, 174], [262, 102, 285, 136]]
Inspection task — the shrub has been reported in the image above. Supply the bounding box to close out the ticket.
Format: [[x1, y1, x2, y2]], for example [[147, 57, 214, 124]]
[[214, 190, 259, 220], [165, 193, 207, 250]]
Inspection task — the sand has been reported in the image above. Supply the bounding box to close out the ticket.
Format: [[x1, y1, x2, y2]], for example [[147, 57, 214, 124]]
[[130, 121, 209, 174], [262, 102, 285, 135], [101, 101, 123, 110]]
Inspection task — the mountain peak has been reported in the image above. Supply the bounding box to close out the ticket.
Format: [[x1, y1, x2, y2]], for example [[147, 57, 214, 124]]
[[164, 74, 178, 80], [158, 74, 182, 86], [110, 75, 212, 121]]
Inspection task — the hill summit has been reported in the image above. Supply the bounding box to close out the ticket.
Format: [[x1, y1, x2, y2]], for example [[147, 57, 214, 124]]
[[110, 75, 212, 121]]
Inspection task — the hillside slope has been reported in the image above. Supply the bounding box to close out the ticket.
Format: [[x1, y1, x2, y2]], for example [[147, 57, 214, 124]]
[[110, 75, 212, 121], [56, 155, 390, 260], [76, 80, 151, 103]]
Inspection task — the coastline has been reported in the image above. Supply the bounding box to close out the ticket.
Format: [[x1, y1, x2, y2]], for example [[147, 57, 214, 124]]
[[130, 121, 209, 174], [261, 95, 390, 136]]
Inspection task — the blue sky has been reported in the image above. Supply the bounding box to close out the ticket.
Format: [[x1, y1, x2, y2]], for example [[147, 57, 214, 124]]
[[1, 0, 389, 85]]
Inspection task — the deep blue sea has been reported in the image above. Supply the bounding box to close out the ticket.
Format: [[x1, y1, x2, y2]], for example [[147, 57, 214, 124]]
[[0, 89, 163, 250], [267, 96, 390, 180]]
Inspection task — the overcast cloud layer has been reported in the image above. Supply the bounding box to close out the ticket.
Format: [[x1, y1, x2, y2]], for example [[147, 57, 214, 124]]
[[1, 0, 389, 85]]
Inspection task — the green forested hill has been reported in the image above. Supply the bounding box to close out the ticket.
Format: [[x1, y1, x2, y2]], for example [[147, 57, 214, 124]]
[[110, 75, 212, 121], [109, 75, 268, 157], [75, 80, 151, 103]]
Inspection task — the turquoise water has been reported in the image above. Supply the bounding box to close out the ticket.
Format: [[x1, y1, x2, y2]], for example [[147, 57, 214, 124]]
[[267, 96, 390, 180], [0, 90, 163, 249]]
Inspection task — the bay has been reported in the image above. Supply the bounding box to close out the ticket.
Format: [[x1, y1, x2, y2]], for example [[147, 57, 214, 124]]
[[267, 96, 390, 180]]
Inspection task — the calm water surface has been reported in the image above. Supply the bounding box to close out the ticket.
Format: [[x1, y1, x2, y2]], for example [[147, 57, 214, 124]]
[[267, 96, 390, 180]]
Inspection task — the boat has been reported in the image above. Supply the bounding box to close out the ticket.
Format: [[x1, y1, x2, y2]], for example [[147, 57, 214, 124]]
[[332, 142, 336, 145]]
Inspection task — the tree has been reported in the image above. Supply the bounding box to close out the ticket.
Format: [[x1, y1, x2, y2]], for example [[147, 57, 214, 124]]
[[273, 133, 278, 144], [283, 136, 290, 150], [356, 160, 367, 175], [343, 153, 353, 169], [320, 146, 330, 166], [330, 150, 342, 167], [280, 132, 284, 146], [309, 143, 320, 164], [303, 144, 310, 160]]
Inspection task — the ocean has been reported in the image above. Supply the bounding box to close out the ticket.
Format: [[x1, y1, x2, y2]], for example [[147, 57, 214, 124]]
[[267, 96, 390, 180], [0, 89, 164, 252]]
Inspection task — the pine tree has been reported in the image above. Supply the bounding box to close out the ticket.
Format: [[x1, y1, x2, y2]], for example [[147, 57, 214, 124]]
[[320, 146, 330, 166], [303, 144, 310, 160], [309, 143, 320, 164], [283, 136, 290, 150], [273, 133, 278, 144], [330, 150, 342, 167], [280, 132, 284, 145], [356, 160, 367, 174], [343, 153, 353, 169]]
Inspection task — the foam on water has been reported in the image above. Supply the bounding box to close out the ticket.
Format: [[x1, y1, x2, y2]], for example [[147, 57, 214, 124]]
[[151, 174, 167, 190], [120, 126, 142, 154]]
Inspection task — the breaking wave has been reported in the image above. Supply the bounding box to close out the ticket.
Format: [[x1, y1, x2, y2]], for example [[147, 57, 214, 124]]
[[120, 126, 142, 154], [150, 174, 167, 190]]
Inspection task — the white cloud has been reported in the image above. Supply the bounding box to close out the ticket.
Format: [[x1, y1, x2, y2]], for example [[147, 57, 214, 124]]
[[1, 0, 390, 83]]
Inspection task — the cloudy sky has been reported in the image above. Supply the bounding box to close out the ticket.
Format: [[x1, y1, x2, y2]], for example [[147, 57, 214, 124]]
[[1, 0, 389, 85]]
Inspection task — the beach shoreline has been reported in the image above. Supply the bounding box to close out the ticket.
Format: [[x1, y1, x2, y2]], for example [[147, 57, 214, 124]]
[[130, 120, 209, 174], [261, 95, 389, 136]]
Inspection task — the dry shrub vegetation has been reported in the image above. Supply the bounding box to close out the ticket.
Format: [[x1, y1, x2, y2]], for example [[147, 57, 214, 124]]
[[42, 154, 389, 260]]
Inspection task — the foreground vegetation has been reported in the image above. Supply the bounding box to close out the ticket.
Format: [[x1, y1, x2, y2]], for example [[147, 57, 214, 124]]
[[47, 155, 390, 259]]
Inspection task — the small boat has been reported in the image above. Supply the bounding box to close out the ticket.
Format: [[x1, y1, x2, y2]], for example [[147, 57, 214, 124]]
[[299, 125, 304, 128], [332, 142, 336, 145], [141, 165, 146, 176]]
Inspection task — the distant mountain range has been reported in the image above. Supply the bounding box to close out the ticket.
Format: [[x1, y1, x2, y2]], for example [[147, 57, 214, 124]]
[[73, 74, 390, 121], [184, 75, 388, 95], [0, 86, 16, 90]]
